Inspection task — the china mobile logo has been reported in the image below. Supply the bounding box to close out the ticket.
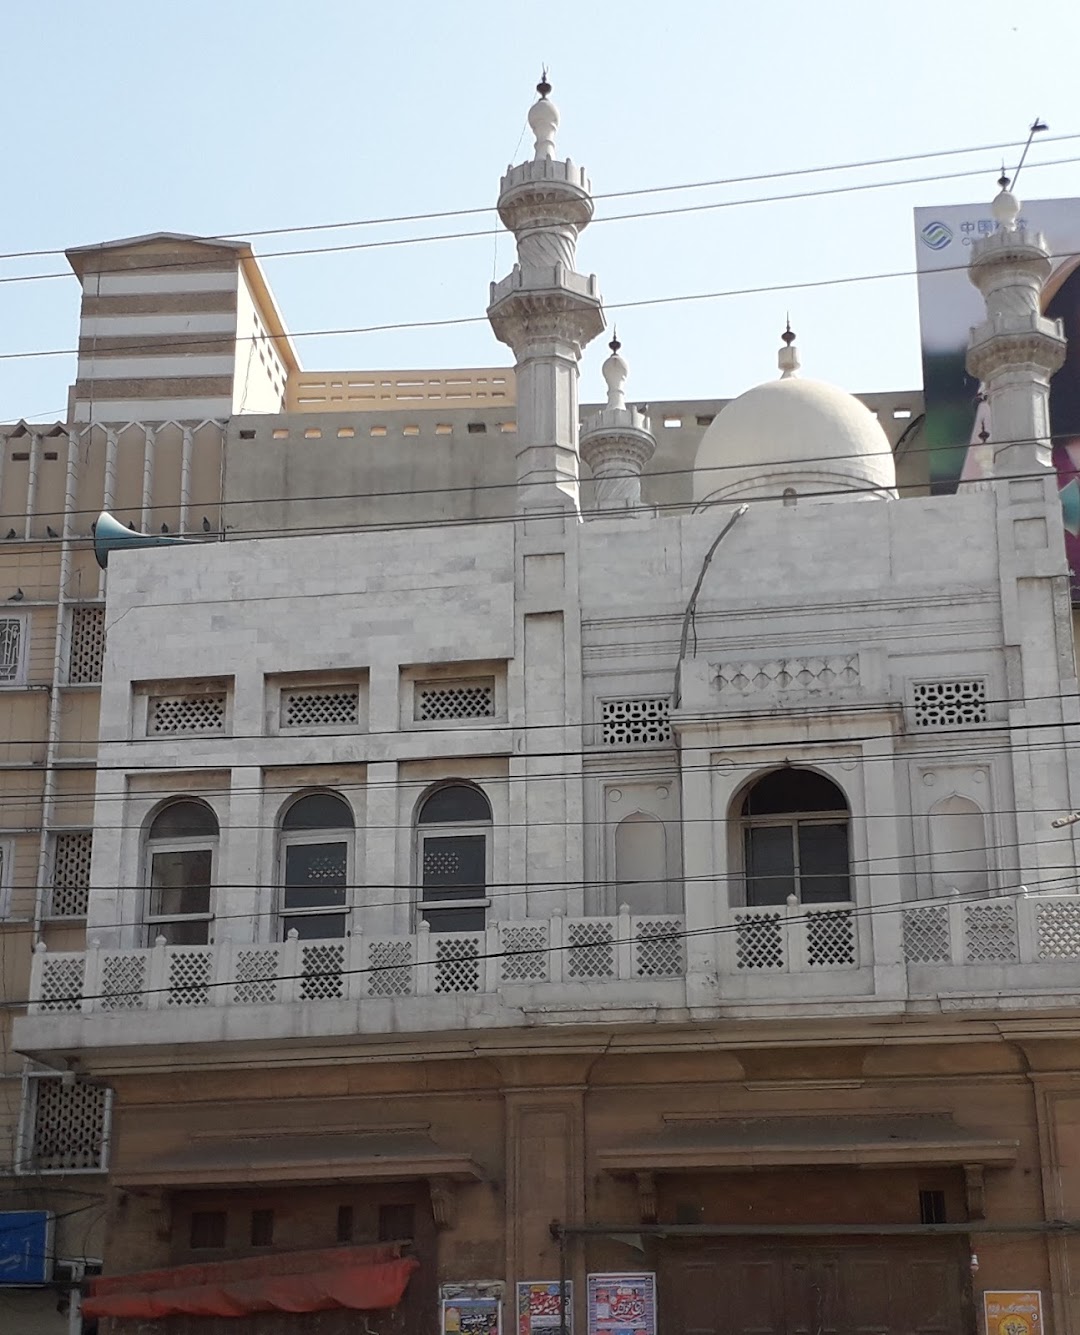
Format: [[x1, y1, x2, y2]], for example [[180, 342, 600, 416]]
[[920, 220, 954, 250]]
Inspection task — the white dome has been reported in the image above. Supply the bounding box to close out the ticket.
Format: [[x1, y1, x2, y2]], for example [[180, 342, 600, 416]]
[[693, 375, 897, 506]]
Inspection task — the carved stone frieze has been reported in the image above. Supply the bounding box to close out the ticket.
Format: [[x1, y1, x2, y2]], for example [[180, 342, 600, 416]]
[[713, 653, 860, 696]]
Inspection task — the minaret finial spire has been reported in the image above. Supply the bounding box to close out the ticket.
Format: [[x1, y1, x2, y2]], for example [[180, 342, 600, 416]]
[[778, 318, 800, 377], [528, 72, 558, 160]]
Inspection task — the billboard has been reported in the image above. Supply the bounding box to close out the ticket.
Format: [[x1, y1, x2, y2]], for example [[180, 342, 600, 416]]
[[914, 197, 1080, 597]]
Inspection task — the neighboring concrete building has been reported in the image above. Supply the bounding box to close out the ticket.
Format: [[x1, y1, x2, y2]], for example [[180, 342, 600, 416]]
[[16, 81, 1080, 1335]]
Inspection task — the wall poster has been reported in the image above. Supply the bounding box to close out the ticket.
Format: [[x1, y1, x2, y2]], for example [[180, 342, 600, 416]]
[[586, 1273, 656, 1335], [517, 1280, 573, 1335], [983, 1291, 1044, 1335], [441, 1287, 502, 1335]]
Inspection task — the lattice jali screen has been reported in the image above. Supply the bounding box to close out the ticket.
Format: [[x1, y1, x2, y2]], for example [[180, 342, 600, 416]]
[[600, 697, 671, 746], [963, 902, 1018, 962], [367, 940, 414, 997], [147, 692, 227, 735], [280, 686, 359, 729], [67, 605, 106, 684], [500, 924, 549, 982], [433, 936, 482, 992], [910, 679, 988, 729], [28, 1078, 108, 1173], [901, 905, 951, 964], [100, 954, 147, 1010], [806, 909, 856, 967], [299, 942, 345, 1000], [415, 679, 495, 722], [1036, 899, 1080, 960], [48, 832, 93, 918], [38, 956, 85, 1012], [734, 912, 785, 971], [567, 921, 616, 979], [232, 949, 280, 1004], [166, 949, 212, 1006], [634, 919, 684, 977]]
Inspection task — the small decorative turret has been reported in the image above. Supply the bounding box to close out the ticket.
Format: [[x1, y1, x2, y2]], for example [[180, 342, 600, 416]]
[[966, 175, 1066, 476], [579, 333, 656, 511], [487, 77, 606, 513]]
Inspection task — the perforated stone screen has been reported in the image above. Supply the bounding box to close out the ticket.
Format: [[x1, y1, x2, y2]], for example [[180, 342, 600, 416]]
[[48, 831, 93, 918], [600, 697, 672, 746], [911, 679, 988, 729], [67, 605, 106, 684], [415, 679, 495, 722], [281, 686, 359, 728], [148, 692, 227, 735], [27, 1078, 109, 1173]]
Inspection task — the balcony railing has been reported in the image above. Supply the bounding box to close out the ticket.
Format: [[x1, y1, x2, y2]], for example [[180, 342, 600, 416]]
[[901, 891, 1080, 967]]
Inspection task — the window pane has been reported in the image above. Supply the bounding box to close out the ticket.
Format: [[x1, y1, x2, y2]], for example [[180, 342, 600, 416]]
[[154, 918, 211, 945], [422, 835, 485, 891], [282, 792, 353, 831], [282, 913, 347, 940], [283, 841, 347, 909], [150, 800, 218, 839], [150, 849, 212, 917], [744, 826, 795, 906], [418, 784, 491, 825], [422, 905, 487, 933], [798, 823, 851, 903], [742, 770, 847, 817]]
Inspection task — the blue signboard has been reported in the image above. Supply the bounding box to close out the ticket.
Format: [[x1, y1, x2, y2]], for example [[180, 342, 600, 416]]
[[0, 1210, 53, 1284]]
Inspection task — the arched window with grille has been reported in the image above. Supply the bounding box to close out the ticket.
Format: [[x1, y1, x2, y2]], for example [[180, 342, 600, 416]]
[[279, 792, 354, 939], [416, 783, 491, 933], [145, 799, 219, 944], [738, 769, 851, 906]]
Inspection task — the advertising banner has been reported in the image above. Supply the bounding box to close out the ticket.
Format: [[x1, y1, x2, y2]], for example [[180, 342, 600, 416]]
[[517, 1280, 572, 1335], [443, 1295, 502, 1335], [914, 197, 1080, 597], [586, 1273, 656, 1335], [983, 1290, 1043, 1335]]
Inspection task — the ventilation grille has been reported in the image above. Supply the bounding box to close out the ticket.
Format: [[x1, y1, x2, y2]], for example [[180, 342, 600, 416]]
[[281, 686, 359, 729], [148, 692, 227, 735], [0, 616, 22, 683], [415, 679, 495, 722], [911, 679, 988, 729], [27, 1079, 108, 1173], [67, 605, 106, 684], [48, 832, 93, 918], [600, 697, 672, 746]]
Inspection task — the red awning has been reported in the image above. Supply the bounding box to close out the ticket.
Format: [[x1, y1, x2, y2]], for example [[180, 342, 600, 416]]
[[83, 1242, 418, 1320]]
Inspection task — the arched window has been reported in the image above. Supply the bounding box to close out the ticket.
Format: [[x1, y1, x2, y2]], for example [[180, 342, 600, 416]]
[[615, 812, 670, 914], [739, 769, 850, 906], [279, 792, 354, 939], [417, 783, 491, 933], [145, 799, 218, 944], [929, 795, 988, 896]]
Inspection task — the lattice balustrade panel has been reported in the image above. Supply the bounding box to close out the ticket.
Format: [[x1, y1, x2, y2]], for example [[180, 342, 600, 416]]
[[901, 905, 951, 963], [634, 919, 685, 977], [147, 692, 227, 735], [734, 912, 786, 971], [100, 954, 147, 1010], [280, 686, 359, 729], [30, 1079, 108, 1172], [166, 949, 212, 1006], [415, 679, 496, 722], [232, 949, 280, 1004], [600, 697, 672, 746], [299, 942, 345, 1000], [433, 936, 483, 993], [911, 679, 988, 729], [48, 831, 93, 918], [38, 956, 84, 1012], [67, 605, 106, 684], [1036, 900, 1080, 960], [499, 924, 549, 982], [806, 909, 857, 968], [964, 902, 1018, 962], [367, 940, 414, 997], [567, 921, 616, 979]]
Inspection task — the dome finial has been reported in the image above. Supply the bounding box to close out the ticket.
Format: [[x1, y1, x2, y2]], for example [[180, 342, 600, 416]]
[[602, 329, 628, 409], [778, 317, 800, 378], [528, 71, 559, 161], [991, 171, 1021, 232]]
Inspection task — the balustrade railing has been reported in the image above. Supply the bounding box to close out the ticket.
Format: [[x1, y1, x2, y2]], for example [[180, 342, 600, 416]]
[[901, 891, 1080, 966]]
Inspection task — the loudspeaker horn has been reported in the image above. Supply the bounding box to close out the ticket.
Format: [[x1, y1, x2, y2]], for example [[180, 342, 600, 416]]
[[93, 511, 196, 569]]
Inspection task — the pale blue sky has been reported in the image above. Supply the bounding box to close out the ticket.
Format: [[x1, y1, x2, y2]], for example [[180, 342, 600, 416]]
[[3, 0, 1080, 421]]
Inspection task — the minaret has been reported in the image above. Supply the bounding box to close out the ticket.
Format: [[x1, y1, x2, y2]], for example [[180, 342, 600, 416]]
[[579, 333, 656, 510], [488, 77, 606, 512], [966, 177, 1066, 475]]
